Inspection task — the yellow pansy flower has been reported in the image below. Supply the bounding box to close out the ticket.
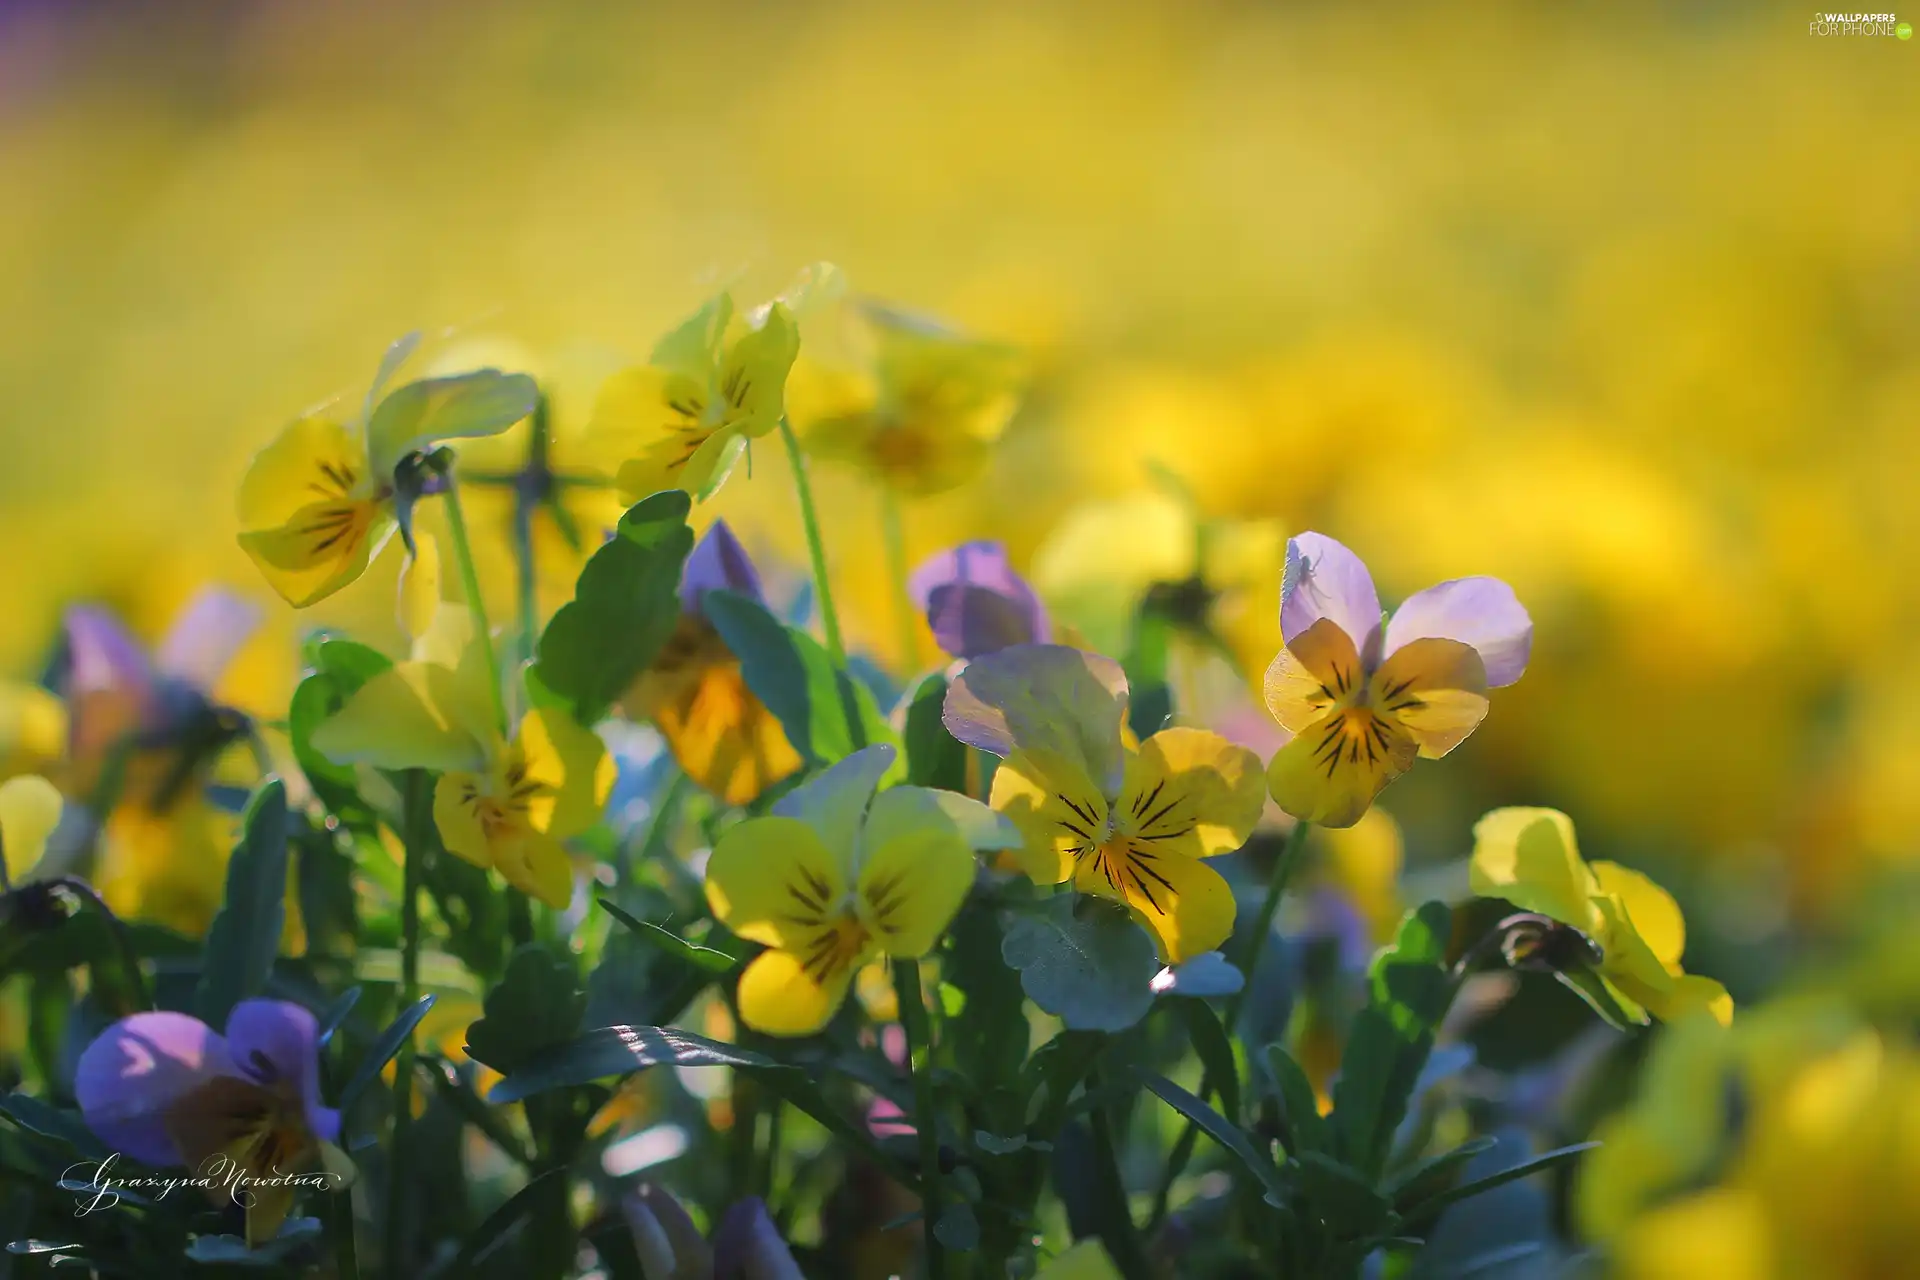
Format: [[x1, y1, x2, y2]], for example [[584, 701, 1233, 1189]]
[[944, 644, 1266, 964], [1263, 532, 1530, 828], [236, 337, 537, 607], [587, 291, 799, 503], [310, 610, 613, 907], [704, 744, 1017, 1037], [0, 774, 63, 887], [620, 520, 801, 806], [1470, 806, 1732, 1026]]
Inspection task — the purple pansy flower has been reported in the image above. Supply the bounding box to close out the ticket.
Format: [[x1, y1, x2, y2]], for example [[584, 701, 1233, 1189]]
[[909, 540, 1050, 661], [679, 518, 765, 619], [1263, 532, 1531, 828]]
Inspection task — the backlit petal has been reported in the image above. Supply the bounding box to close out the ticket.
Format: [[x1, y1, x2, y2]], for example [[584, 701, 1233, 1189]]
[[433, 771, 495, 868], [75, 1011, 234, 1166], [735, 946, 854, 1038], [1263, 618, 1364, 733], [225, 999, 338, 1146], [680, 519, 764, 614], [706, 816, 850, 950], [0, 774, 63, 883], [943, 644, 1129, 797], [516, 708, 614, 840], [772, 744, 895, 863], [1280, 533, 1382, 656], [155, 588, 262, 693], [1592, 860, 1687, 974], [1469, 807, 1604, 935], [1073, 844, 1236, 964], [628, 623, 802, 806], [1265, 710, 1417, 829], [589, 365, 715, 501], [493, 831, 575, 909], [397, 535, 441, 642], [310, 663, 489, 774], [1383, 577, 1532, 688], [238, 500, 395, 608], [910, 540, 1050, 659], [1369, 637, 1489, 759], [1116, 728, 1265, 860], [236, 417, 370, 531], [988, 748, 1110, 885], [716, 301, 799, 437], [855, 811, 976, 957], [650, 292, 732, 383], [865, 784, 1021, 856]]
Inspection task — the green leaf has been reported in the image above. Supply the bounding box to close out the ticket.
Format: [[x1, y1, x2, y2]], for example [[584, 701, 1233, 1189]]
[[1554, 966, 1643, 1031], [1171, 997, 1241, 1126], [183, 1217, 323, 1266], [337, 995, 437, 1114], [1135, 1070, 1288, 1204], [1001, 897, 1157, 1032], [599, 899, 735, 974], [1264, 1044, 1330, 1157], [532, 492, 695, 726], [195, 780, 290, 1027], [904, 673, 967, 791], [1295, 1150, 1393, 1239], [973, 1130, 1031, 1156], [289, 640, 393, 832], [463, 944, 586, 1077], [1399, 1141, 1599, 1226], [933, 1203, 980, 1252], [315, 986, 362, 1047], [1385, 1135, 1499, 1210], [0, 1093, 107, 1160], [418, 835, 511, 983], [366, 369, 539, 478], [703, 589, 896, 766], [488, 1025, 781, 1105], [442, 1167, 568, 1271]]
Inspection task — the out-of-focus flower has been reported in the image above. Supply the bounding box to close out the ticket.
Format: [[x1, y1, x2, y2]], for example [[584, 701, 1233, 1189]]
[[945, 644, 1265, 963], [1035, 1240, 1123, 1279], [0, 774, 62, 886], [74, 999, 349, 1246], [237, 340, 537, 607], [704, 744, 1016, 1036], [909, 539, 1050, 661], [311, 610, 613, 906], [0, 683, 66, 782], [621, 1183, 805, 1280], [587, 292, 799, 504], [1470, 807, 1732, 1026], [622, 521, 802, 806], [1262, 532, 1530, 828]]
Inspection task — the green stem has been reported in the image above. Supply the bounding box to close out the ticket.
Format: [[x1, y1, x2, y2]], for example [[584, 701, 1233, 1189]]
[[329, 1186, 360, 1280], [880, 487, 921, 671], [439, 469, 511, 735], [1087, 1065, 1154, 1280], [893, 959, 946, 1280], [388, 769, 431, 1273], [777, 416, 845, 664], [513, 397, 548, 667]]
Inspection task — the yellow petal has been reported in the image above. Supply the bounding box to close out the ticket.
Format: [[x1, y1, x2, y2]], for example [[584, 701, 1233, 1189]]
[[1369, 637, 1488, 759], [705, 816, 848, 950], [1612, 1188, 1773, 1280], [1468, 807, 1604, 935], [1265, 709, 1416, 828], [492, 831, 574, 908], [735, 945, 855, 1038], [0, 774, 63, 883], [988, 748, 1110, 885], [236, 417, 372, 531], [628, 634, 803, 806], [714, 301, 799, 439], [238, 500, 395, 608], [515, 708, 614, 840], [1116, 728, 1265, 860], [397, 534, 442, 642], [588, 365, 716, 501], [1591, 860, 1687, 973], [650, 292, 733, 383], [855, 801, 977, 958], [309, 662, 489, 774], [0, 681, 68, 779], [1263, 617, 1363, 734], [1073, 840, 1235, 963], [432, 771, 496, 869]]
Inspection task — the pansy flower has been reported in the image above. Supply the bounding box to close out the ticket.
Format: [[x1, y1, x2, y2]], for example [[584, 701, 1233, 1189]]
[[75, 999, 348, 1245], [1470, 806, 1733, 1026], [909, 540, 1050, 661], [704, 743, 1017, 1036], [621, 521, 801, 806], [311, 611, 613, 907], [1262, 532, 1531, 828], [587, 292, 799, 503], [0, 774, 63, 887], [237, 336, 538, 607], [943, 644, 1266, 964]]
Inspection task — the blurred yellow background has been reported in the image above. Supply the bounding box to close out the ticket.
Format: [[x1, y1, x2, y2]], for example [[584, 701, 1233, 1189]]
[[2, 0, 1915, 914]]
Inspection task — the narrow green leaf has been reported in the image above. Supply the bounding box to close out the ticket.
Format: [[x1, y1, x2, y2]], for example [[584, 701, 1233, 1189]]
[[0, 1094, 107, 1160], [442, 1167, 568, 1271], [1399, 1141, 1599, 1225], [337, 995, 437, 1114], [1172, 998, 1242, 1125], [195, 780, 290, 1026], [316, 986, 363, 1047], [1264, 1044, 1329, 1156], [1385, 1135, 1500, 1209], [704, 589, 896, 765], [1331, 901, 1453, 1178], [599, 899, 735, 974], [488, 1025, 783, 1105], [1295, 1150, 1392, 1238], [1135, 1070, 1288, 1204]]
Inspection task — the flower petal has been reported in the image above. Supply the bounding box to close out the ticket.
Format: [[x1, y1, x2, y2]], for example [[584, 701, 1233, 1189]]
[[1116, 728, 1265, 860], [1264, 710, 1417, 829], [1262, 617, 1363, 734], [1468, 807, 1603, 935], [516, 708, 614, 840], [1383, 577, 1531, 688], [397, 535, 442, 643], [224, 999, 338, 1146], [735, 946, 855, 1038], [943, 644, 1129, 798], [681, 520, 764, 615], [650, 292, 733, 383], [310, 662, 490, 774], [155, 588, 262, 693], [1591, 860, 1687, 974], [1280, 532, 1382, 656], [1073, 842, 1236, 964], [238, 500, 395, 608], [988, 749, 1110, 885], [715, 301, 799, 438], [235, 417, 369, 532], [771, 743, 895, 863], [492, 831, 575, 909], [628, 624, 802, 806], [706, 816, 850, 950], [432, 771, 495, 869], [910, 540, 1050, 660], [588, 365, 715, 502], [1369, 637, 1489, 759], [75, 1011, 233, 1166], [855, 803, 977, 957], [0, 774, 63, 883]]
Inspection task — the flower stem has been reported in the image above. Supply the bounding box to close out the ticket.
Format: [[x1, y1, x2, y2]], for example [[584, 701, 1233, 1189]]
[[387, 768, 431, 1273], [880, 487, 921, 671], [512, 394, 550, 668], [439, 468, 511, 735], [892, 958, 946, 1280], [777, 416, 845, 664], [1087, 1064, 1154, 1280]]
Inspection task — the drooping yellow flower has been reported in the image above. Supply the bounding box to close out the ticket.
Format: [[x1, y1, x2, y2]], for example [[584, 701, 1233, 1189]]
[[311, 610, 613, 907], [587, 292, 799, 503], [703, 744, 1017, 1036], [236, 338, 537, 607], [1470, 806, 1732, 1027], [0, 774, 63, 886], [620, 520, 801, 806], [944, 644, 1266, 963]]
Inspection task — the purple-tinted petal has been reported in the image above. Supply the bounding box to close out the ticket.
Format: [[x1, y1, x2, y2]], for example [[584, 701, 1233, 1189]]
[[772, 743, 895, 859], [1297, 886, 1374, 975], [225, 1000, 337, 1144], [942, 643, 1129, 798], [61, 607, 154, 702], [1279, 533, 1382, 659], [621, 1183, 711, 1279], [1382, 577, 1531, 688], [74, 1011, 233, 1166], [909, 540, 1050, 659], [714, 1197, 803, 1280], [681, 519, 764, 616], [154, 588, 263, 692]]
